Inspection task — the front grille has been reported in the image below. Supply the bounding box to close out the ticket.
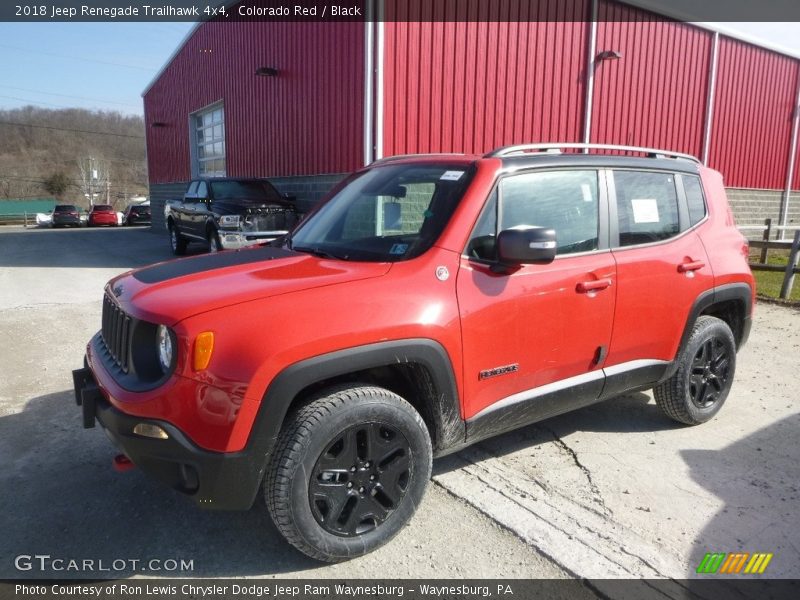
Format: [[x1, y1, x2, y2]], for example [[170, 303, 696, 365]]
[[242, 208, 298, 233], [101, 294, 132, 373]]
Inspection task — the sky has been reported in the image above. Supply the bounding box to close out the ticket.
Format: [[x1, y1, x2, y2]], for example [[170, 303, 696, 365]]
[[0, 22, 195, 116], [0, 21, 797, 117]]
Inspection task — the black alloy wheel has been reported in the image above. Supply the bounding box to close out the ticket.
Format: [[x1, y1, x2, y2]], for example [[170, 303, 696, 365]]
[[654, 316, 737, 425], [309, 422, 411, 537], [689, 338, 731, 409], [265, 385, 432, 562]]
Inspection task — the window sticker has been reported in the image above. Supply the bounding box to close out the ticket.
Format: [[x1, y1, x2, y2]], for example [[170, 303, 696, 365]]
[[389, 243, 409, 255], [631, 198, 660, 224], [581, 183, 593, 202], [440, 170, 465, 181]]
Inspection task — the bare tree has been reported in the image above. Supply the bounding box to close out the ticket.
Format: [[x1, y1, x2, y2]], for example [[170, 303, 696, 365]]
[[78, 157, 110, 206]]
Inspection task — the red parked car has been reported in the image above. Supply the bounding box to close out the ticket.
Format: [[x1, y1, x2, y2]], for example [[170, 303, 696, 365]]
[[73, 144, 754, 562], [88, 204, 118, 227]]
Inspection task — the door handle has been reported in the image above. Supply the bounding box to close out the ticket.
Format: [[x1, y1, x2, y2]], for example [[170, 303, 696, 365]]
[[576, 278, 612, 293], [677, 260, 705, 273]]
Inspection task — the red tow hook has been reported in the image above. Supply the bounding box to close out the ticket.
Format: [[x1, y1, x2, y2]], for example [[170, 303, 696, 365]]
[[112, 454, 135, 473]]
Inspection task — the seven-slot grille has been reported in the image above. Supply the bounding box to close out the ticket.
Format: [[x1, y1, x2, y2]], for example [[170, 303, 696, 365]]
[[101, 293, 132, 373]]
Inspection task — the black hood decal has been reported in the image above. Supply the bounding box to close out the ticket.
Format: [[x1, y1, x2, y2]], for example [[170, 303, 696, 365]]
[[133, 246, 298, 284]]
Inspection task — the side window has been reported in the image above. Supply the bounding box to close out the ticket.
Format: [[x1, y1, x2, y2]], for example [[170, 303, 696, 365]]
[[613, 171, 679, 246], [466, 170, 599, 259], [185, 181, 199, 199], [196, 181, 208, 200], [683, 175, 707, 226]]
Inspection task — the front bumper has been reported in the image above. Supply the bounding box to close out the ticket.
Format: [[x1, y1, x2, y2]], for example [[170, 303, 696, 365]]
[[72, 366, 265, 510], [218, 229, 288, 250]]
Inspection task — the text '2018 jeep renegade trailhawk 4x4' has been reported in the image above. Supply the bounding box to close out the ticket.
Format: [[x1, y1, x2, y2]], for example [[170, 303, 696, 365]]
[[73, 144, 754, 561]]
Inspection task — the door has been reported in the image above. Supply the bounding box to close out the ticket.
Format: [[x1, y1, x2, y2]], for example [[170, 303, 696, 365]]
[[457, 169, 616, 433], [603, 169, 713, 397], [191, 180, 210, 236]]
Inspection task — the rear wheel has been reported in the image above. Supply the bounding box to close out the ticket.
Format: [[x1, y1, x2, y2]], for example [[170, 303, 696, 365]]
[[654, 316, 736, 425], [265, 385, 432, 562], [168, 222, 187, 255]]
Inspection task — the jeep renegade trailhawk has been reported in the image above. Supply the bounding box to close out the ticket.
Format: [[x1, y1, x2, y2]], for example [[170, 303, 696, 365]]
[[73, 143, 754, 562]]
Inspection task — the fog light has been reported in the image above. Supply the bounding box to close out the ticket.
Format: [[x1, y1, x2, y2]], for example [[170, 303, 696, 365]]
[[193, 331, 215, 371], [133, 423, 169, 439]]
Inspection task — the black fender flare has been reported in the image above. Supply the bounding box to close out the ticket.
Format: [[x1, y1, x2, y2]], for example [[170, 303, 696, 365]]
[[236, 339, 464, 507], [663, 282, 753, 381]]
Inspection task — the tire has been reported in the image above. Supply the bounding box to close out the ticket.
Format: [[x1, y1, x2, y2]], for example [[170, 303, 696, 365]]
[[168, 222, 187, 255], [654, 316, 736, 425], [207, 228, 221, 253], [265, 385, 432, 562]]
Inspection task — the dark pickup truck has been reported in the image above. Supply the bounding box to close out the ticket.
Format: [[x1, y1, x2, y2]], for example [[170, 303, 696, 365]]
[[165, 177, 300, 254]]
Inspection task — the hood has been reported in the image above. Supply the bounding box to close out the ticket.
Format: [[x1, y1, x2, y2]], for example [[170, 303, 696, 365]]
[[108, 246, 391, 325]]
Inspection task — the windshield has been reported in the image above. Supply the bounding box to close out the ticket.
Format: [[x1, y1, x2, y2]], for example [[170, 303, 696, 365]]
[[289, 162, 474, 262], [93, 205, 113, 211], [54, 205, 77, 211], [210, 180, 284, 203]]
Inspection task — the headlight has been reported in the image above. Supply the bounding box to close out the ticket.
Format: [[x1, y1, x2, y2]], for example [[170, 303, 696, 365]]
[[156, 325, 174, 372], [218, 215, 240, 228]]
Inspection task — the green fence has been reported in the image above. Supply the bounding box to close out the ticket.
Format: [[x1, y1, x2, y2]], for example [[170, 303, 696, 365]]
[[0, 198, 57, 225]]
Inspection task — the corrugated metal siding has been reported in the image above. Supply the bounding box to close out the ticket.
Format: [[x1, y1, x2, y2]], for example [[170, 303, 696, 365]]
[[590, 2, 711, 157], [144, 18, 363, 184], [381, 0, 589, 157], [790, 91, 800, 192], [709, 37, 799, 190]]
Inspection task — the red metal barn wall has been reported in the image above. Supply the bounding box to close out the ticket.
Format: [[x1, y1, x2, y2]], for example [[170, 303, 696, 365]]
[[590, 1, 711, 158], [709, 37, 798, 190], [381, 0, 590, 156], [144, 20, 364, 185]]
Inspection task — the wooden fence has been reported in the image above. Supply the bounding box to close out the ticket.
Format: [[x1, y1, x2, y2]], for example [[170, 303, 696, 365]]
[[744, 219, 800, 299]]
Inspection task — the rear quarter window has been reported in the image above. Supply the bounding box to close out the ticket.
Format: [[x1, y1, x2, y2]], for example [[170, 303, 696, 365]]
[[682, 175, 707, 226]]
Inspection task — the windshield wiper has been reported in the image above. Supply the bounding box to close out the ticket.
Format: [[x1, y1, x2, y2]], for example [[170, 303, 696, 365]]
[[292, 245, 349, 260]]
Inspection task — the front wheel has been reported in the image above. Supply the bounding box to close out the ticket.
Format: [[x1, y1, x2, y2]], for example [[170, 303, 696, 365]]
[[654, 316, 736, 425], [265, 385, 432, 562], [207, 228, 221, 253], [168, 222, 187, 255]]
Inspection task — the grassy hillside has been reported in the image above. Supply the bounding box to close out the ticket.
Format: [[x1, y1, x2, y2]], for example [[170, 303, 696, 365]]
[[0, 106, 147, 209]]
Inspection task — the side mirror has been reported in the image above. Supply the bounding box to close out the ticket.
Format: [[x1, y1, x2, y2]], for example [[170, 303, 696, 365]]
[[496, 226, 557, 266], [283, 193, 297, 203]]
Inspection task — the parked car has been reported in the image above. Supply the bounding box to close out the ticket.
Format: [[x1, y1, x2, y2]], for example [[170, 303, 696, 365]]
[[50, 204, 82, 228], [88, 204, 118, 227], [74, 143, 754, 562], [123, 203, 151, 226], [164, 178, 299, 254]]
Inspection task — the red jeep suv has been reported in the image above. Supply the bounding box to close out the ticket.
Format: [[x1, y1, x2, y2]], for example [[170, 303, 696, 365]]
[[73, 144, 754, 562]]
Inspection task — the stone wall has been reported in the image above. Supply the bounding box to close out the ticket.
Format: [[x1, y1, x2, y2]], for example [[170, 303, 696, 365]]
[[148, 182, 188, 232], [726, 188, 800, 239]]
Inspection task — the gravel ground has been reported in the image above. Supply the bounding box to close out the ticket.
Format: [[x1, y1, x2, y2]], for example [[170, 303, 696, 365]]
[[1, 225, 797, 582]]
